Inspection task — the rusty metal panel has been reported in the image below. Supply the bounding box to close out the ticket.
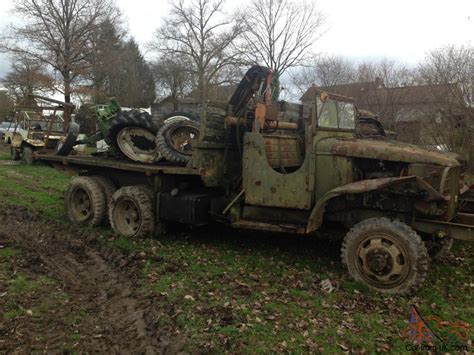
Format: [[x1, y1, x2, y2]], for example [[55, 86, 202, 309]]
[[306, 176, 448, 233], [315, 155, 353, 201], [263, 135, 303, 168], [36, 153, 201, 175], [242, 133, 313, 210], [413, 218, 474, 241], [317, 137, 460, 168]]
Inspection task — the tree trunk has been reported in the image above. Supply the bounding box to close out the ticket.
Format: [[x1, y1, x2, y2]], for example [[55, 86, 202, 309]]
[[197, 73, 206, 107], [63, 71, 72, 127], [197, 71, 208, 141]]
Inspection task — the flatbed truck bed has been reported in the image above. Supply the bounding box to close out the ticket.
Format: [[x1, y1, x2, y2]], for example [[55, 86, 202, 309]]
[[35, 152, 200, 176]]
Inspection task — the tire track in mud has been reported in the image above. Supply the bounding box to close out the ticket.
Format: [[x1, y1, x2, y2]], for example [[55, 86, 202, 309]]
[[0, 205, 179, 353]]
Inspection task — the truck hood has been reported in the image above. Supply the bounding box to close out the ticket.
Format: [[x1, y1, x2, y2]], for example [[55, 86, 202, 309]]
[[320, 137, 460, 167]]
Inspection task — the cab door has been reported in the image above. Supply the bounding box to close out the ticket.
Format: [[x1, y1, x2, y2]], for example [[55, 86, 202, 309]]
[[242, 132, 314, 210]]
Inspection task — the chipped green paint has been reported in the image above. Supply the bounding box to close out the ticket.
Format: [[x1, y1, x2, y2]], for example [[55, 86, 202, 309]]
[[318, 137, 460, 168], [242, 133, 314, 210]]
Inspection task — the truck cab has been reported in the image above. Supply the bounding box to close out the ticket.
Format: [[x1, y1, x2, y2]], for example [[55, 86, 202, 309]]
[[187, 67, 473, 294]]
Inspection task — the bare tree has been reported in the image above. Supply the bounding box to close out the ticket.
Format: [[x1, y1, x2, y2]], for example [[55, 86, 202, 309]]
[[417, 45, 474, 167], [295, 57, 414, 125], [1, 0, 119, 106], [241, 0, 325, 77], [290, 55, 355, 97], [354, 59, 415, 130], [151, 0, 243, 106], [3, 53, 54, 103], [151, 56, 193, 110], [418, 44, 473, 107], [314, 56, 355, 87]]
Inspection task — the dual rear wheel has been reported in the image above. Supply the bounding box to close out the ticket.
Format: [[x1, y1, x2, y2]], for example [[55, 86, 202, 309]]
[[65, 176, 156, 237]]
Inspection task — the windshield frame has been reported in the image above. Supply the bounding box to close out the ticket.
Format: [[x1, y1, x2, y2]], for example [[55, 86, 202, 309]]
[[316, 96, 356, 131]]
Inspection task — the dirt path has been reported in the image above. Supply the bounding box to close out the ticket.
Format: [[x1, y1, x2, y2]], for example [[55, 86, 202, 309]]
[[0, 205, 179, 353]]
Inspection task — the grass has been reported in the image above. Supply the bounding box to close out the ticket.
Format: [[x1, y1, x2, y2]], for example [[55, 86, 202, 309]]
[[0, 161, 70, 219], [0, 146, 10, 160], [0, 247, 18, 258], [0, 143, 472, 352]]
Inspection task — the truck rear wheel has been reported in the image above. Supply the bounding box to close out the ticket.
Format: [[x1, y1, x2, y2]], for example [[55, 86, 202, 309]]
[[341, 217, 429, 294], [90, 176, 116, 204], [65, 176, 107, 226], [108, 185, 155, 238]]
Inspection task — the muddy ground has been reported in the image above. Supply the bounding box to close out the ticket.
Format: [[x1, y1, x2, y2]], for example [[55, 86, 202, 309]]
[[0, 205, 180, 353]]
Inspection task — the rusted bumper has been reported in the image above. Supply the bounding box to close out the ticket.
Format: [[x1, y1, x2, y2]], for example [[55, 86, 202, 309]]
[[413, 213, 474, 241]]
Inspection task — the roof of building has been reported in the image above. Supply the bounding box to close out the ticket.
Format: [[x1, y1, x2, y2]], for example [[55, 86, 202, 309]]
[[301, 81, 463, 107], [301, 79, 383, 102]]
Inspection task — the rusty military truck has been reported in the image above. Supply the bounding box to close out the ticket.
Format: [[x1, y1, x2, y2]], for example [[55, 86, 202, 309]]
[[37, 66, 474, 294]]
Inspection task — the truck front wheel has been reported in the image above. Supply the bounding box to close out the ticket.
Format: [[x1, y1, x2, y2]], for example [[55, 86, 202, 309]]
[[11, 147, 20, 161], [341, 217, 429, 294], [22, 146, 34, 165], [108, 186, 155, 238]]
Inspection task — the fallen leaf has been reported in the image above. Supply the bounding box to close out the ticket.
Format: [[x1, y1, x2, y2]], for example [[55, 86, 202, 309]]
[[337, 342, 349, 351]]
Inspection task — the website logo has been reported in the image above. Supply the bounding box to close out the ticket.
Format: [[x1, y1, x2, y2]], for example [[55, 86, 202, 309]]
[[402, 304, 470, 352]]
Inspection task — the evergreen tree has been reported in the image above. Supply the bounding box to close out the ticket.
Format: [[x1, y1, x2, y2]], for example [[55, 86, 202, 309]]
[[87, 25, 155, 108]]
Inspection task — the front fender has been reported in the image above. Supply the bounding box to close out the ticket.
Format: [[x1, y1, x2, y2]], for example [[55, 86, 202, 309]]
[[306, 176, 446, 233]]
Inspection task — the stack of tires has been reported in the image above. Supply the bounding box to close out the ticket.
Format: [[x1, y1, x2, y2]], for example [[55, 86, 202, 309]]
[[106, 110, 201, 166]]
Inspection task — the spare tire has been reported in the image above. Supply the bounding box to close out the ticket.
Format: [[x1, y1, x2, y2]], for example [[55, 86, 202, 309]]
[[107, 110, 159, 162], [55, 122, 80, 156], [156, 120, 200, 165]]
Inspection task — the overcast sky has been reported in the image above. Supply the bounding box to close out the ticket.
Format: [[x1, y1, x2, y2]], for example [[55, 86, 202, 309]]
[[0, 0, 473, 79]]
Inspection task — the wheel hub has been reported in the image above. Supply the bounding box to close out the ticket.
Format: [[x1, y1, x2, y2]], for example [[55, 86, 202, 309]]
[[116, 127, 159, 163], [167, 126, 199, 155], [356, 234, 409, 288], [70, 188, 92, 221], [114, 199, 142, 237], [367, 251, 390, 272]]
